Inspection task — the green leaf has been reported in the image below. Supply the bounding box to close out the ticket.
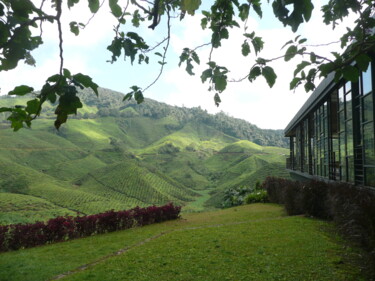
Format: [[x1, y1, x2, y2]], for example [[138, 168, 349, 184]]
[[181, 0, 202, 15], [342, 65, 359, 82], [302, 0, 314, 22], [290, 77, 301, 90], [0, 107, 12, 113], [63, 68, 71, 78], [8, 85, 34, 96], [47, 74, 61, 83], [201, 18, 208, 29], [220, 28, 229, 40], [285, 45, 298, 61], [281, 40, 293, 50], [201, 69, 212, 83], [304, 81, 315, 92], [334, 70, 342, 83], [241, 41, 250, 56], [319, 62, 334, 77], [244, 32, 255, 39], [251, 37, 264, 55], [73, 73, 99, 95], [294, 61, 310, 76], [251, 0, 262, 18], [69, 21, 79, 36], [239, 4, 249, 21], [68, 0, 79, 8], [7, 108, 29, 131], [262, 66, 277, 87], [123, 93, 133, 101], [191, 52, 200, 64], [132, 10, 141, 27], [355, 54, 371, 72], [185, 59, 194, 75], [213, 75, 227, 92], [310, 52, 317, 63], [134, 91, 144, 104], [214, 93, 221, 107], [88, 0, 100, 13], [107, 37, 123, 63], [26, 99, 40, 115], [109, 0, 122, 17], [248, 66, 261, 82]]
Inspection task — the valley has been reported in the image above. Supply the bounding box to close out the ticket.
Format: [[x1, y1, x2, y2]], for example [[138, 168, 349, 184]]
[[0, 88, 290, 224]]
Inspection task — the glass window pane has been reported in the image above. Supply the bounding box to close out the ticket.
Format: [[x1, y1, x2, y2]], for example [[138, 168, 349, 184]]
[[346, 81, 351, 92], [346, 92, 352, 119], [363, 94, 373, 123], [363, 65, 372, 96], [339, 87, 345, 111], [347, 156, 354, 183], [364, 122, 375, 165], [340, 132, 346, 180], [346, 120, 353, 156], [339, 111, 345, 132]]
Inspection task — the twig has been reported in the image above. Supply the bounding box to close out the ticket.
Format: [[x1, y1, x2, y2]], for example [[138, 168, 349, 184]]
[[83, 0, 106, 28], [56, 0, 63, 76], [143, 7, 171, 92], [146, 37, 168, 53], [114, 0, 130, 37], [302, 41, 340, 47], [193, 42, 211, 51], [132, 0, 152, 15]]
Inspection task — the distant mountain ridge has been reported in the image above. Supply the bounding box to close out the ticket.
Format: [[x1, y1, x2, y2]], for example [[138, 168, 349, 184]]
[[1, 87, 287, 148]]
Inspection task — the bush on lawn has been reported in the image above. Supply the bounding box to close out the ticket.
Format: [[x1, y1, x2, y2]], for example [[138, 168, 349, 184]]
[[0, 203, 181, 252]]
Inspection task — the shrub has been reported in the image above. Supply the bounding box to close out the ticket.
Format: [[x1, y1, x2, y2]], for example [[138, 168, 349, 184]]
[[283, 182, 304, 215], [244, 189, 268, 204], [262, 176, 294, 204], [0, 203, 181, 252], [302, 180, 331, 219], [222, 186, 254, 208]]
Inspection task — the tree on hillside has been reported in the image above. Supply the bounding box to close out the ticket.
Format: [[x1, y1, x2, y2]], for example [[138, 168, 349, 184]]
[[0, 0, 374, 130]]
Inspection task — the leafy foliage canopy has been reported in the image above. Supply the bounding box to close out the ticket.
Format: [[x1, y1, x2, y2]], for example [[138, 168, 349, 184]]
[[0, 0, 374, 130]]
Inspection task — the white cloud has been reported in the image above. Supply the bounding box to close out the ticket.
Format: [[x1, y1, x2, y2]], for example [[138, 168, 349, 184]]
[[155, 1, 359, 129], [0, 0, 360, 130]]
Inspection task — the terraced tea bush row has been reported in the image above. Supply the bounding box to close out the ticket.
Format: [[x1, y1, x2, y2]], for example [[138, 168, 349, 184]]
[[0, 203, 181, 252]]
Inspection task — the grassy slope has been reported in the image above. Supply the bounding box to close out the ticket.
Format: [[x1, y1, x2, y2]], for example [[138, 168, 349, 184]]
[[0, 204, 366, 281], [0, 96, 291, 222]]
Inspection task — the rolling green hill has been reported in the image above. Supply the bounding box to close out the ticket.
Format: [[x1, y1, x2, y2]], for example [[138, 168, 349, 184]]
[[0, 88, 290, 224]]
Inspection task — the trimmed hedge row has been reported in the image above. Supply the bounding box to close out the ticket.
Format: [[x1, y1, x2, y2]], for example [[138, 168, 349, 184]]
[[262, 176, 375, 274], [0, 203, 181, 252]]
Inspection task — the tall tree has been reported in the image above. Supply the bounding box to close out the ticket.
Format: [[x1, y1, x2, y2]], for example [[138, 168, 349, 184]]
[[0, 0, 374, 130]]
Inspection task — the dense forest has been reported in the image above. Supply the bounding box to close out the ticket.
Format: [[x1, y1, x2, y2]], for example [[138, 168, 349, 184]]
[[0, 88, 288, 148]]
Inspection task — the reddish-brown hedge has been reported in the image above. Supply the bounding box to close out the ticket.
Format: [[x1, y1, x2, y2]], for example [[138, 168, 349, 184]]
[[0, 203, 181, 252]]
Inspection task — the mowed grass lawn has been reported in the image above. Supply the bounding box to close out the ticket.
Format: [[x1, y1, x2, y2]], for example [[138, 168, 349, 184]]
[[0, 204, 366, 281]]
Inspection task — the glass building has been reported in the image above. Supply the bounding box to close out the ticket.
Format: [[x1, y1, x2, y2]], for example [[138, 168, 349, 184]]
[[285, 59, 375, 187]]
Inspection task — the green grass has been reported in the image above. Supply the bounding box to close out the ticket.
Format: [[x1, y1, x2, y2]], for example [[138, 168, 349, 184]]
[[182, 188, 215, 212], [0, 204, 365, 281]]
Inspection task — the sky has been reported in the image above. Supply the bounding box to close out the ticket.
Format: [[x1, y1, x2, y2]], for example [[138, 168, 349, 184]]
[[0, 0, 356, 130]]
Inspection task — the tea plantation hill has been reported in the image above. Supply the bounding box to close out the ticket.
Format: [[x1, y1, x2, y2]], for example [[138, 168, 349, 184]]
[[0, 88, 290, 224]]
